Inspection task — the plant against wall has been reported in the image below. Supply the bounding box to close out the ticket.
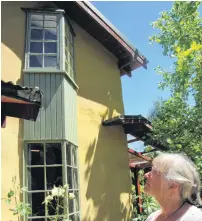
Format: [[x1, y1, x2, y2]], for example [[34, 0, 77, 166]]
[[2, 177, 75, 221], [2, 176, 31, 221], [43, 184, 75, 221]]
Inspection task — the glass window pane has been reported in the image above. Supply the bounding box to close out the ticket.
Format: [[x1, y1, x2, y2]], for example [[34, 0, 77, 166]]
[[46, 143, 62, 165], [45, 42, 57, 53], [66, 143, 71, 165], [67, 167, 72, 189], [44, 56, 57, 68], [28, 192, 45, 217], [65, 48, 68, 62], [65, 37, 69, 49], [46, 167, 62, 190], [27, 143, 44, 165], [44, 28, 57, 40], [28, 167, 44, 190], [31, 29, 43, 40], [73, 169, 78, 189], [30, 42, 43, 53], [75, 191, 80, 212], [68, 192, 74, 214], [70, 33, 73, 44], [70, 54, 74, 68], [70, 68, 74, 79], [69, 213, 80, 221], [70, 44, 74, 56], [65, 61, 68, 73], [65, 24, 69, 36], [72, 147, 77, 166], [31, 20, 43, 28], [45, 15, 57, 21], [30, 55, 43, 68], [31, 14, 43, 21], [44, 21, 57, 28]]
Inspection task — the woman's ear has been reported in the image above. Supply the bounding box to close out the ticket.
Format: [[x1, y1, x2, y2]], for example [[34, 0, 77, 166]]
[[169, 182, 179, 190]]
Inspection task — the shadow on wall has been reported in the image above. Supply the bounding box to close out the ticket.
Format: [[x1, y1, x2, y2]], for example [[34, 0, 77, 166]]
[[1, 2, 26, 69], [75, 23, 132, 220], [83, 125, 132, 221], [1, 2, 28, 199]]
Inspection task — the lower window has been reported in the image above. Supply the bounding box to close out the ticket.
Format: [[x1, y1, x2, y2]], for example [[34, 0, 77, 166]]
[[24, 141, 80, 221]]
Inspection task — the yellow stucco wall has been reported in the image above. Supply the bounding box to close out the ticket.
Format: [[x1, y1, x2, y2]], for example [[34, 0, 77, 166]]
[[1, 2, 27, 221], [1, 1, 132, 221], [74, 21, 132, 221], [1, 2, 43, 220]]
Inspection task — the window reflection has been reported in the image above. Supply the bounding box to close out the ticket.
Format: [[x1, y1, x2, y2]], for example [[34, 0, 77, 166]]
[[31, 29, 43, 40], [27, 143, 44, 165], [45, 28, 57, 40], [44, 56, 57, 67], [30, 55, 43, 68]]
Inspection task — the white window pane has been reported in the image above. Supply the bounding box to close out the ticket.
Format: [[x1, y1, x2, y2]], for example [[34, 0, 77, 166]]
[[44, 56, 57, 67], [44, 28, 57, 40], [30, 55, 43, 67], [44, 42, 57, 53], [44, 21, 57, 28], [30, 42, 43, 53], [31, 20, 43, 28], [31, 29, 43, 40], [31, 14, 43, 20], [44, 15, 57, 21]]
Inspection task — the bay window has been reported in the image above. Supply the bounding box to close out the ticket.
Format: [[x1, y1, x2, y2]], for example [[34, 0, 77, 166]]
[[24, 9, 75, 80]]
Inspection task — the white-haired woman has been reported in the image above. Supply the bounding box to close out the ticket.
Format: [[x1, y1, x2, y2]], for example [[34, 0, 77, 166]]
[[144, 153, 202, 221]]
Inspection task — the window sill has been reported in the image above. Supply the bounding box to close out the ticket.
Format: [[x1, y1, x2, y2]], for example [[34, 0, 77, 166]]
[[23, 69, 79, 91]]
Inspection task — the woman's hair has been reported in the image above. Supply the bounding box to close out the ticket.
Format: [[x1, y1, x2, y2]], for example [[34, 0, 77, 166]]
[[152, 153, 201, 205]]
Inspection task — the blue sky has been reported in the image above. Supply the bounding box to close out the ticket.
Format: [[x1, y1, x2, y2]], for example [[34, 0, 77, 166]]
[[91, 1, 201, 151]]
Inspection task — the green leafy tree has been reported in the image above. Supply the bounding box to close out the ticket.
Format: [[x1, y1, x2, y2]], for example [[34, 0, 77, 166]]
[[149, 1, 202, 177]]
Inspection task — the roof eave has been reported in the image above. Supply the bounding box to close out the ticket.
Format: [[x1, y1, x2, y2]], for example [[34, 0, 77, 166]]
[[54, 1, 148, 77]]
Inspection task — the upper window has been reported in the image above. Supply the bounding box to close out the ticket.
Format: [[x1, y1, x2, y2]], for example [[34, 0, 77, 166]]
[[24, 11, 75, 79]]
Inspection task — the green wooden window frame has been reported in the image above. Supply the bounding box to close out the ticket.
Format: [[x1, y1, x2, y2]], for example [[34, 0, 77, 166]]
[[23, 141, 80, 221], [24, 11, 75, 80]]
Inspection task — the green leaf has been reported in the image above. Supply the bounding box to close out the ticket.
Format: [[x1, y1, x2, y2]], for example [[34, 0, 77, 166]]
[[7, 190, 14, 198]]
